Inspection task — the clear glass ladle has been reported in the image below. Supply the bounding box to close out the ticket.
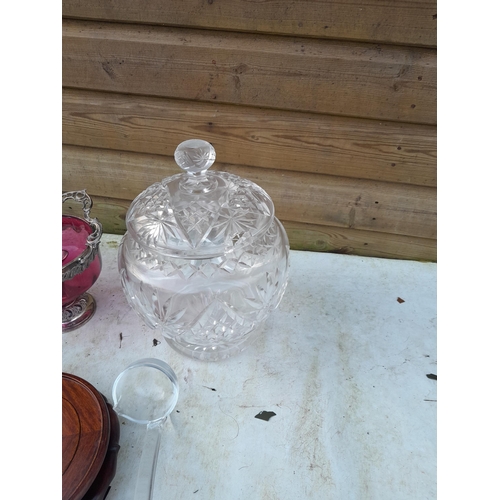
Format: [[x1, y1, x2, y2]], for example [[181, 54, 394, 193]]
[[112, 358, 179, 500]]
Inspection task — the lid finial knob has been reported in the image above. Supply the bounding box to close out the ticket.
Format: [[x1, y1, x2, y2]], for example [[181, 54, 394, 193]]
[[174, 139, 216, 176]]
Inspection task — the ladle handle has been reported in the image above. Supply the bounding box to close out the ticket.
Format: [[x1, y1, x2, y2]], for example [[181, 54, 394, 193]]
[[134, 420, 164, 500]]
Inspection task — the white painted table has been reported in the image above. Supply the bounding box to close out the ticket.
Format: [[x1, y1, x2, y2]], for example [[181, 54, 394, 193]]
[[62, 234, 437, 500]]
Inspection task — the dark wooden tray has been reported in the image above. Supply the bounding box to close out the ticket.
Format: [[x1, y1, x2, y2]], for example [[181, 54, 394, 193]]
[[63, 373, 120, 500]]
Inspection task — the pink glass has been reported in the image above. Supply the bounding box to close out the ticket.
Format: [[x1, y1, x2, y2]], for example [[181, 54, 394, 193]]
[[62, 191, 103, 332]]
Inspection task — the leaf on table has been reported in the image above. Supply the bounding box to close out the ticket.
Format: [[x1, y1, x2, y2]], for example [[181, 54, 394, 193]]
[[255, 410, 276, 421]]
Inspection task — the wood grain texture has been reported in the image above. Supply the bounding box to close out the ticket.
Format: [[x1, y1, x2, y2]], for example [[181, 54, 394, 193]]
[[62, 19, 436, 124], [61, 3, 437, 261], [63, 89, 437, 186], [62, 0, 437, 48], [62, 145, 436, 239], [62, 374, 110, 500], [62, 194, 436, 261], [284, 220, 436, 261]]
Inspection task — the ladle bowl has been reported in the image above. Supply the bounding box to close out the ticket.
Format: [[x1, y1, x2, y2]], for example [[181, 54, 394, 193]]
[[112, 358, 179, 499]]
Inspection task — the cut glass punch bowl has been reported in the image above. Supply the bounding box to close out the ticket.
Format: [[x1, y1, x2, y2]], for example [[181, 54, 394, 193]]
[[118, 139, 290, 361]]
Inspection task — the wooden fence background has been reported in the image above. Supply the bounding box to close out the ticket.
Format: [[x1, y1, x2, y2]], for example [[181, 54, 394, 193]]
[[62, 0, 437, 261]]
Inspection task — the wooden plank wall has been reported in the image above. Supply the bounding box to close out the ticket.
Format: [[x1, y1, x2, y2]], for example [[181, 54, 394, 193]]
[[62, 0, 437, 261]]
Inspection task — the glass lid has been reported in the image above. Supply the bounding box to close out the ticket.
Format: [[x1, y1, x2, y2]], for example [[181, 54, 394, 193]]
[[126, 139, 275, 258]]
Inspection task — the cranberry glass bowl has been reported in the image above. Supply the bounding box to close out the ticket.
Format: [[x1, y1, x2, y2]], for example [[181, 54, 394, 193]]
[[62, 191, 103, 332]]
